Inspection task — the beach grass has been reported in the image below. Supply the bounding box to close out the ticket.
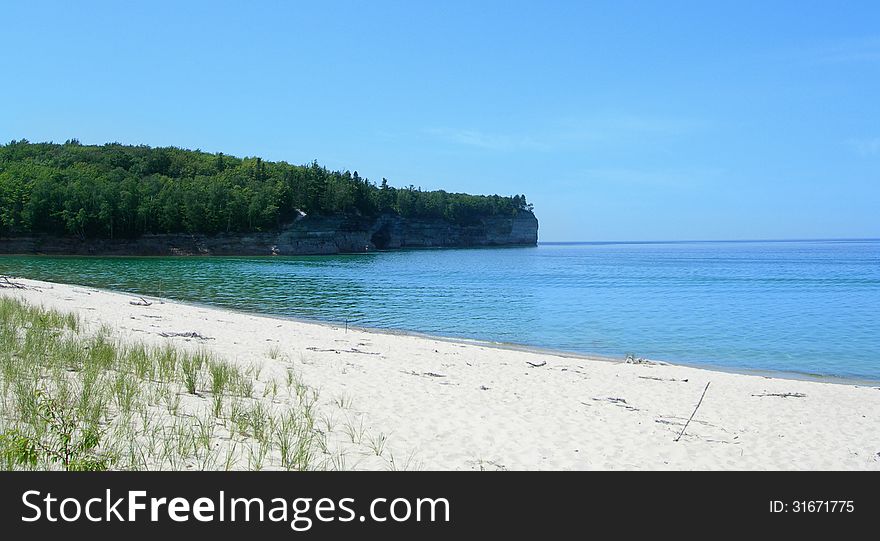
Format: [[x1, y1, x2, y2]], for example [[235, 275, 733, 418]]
[[0, 296, 348, 471]]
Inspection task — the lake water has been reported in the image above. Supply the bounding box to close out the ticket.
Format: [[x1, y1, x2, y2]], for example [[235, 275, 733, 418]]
[[1, 240, 878, 380]]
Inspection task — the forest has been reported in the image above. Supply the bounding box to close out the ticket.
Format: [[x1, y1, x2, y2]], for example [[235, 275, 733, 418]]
[[0, 140, 532, 239]]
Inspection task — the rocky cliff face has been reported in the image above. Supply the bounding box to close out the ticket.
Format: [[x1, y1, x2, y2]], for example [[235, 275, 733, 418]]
[[0, 211, 538, 256]]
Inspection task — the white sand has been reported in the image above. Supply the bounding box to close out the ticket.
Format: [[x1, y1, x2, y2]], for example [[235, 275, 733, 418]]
[[3, 277, 879, 470]]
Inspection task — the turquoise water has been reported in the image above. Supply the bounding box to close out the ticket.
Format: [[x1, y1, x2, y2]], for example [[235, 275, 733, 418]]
[[1, 240, 878, 380]]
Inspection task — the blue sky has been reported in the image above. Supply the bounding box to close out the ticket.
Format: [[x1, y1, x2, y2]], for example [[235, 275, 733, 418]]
[[1, 1, 878, 241]]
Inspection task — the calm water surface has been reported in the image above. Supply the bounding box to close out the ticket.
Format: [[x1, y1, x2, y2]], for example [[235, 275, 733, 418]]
[[1, 240, 878, 380]]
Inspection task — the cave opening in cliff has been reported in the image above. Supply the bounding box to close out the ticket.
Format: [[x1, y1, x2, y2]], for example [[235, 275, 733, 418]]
[[371, 224, 392, 250]]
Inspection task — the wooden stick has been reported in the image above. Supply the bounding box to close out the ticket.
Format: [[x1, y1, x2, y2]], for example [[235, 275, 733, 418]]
[[0, 276, 27, 289], [675, 381, 710, 442], [526, 361, 547, 368]]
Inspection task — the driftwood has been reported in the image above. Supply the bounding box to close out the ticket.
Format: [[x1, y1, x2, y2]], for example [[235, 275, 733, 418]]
[[751, 392, 806, 398], [306, 346, 379, 355], [625, 353, 648, 364], [158, 331, 213, 340], [0, 276, 27, 289], [591, 396, 639, 411], [402, 370, 447, 378], [129, 297, 152, 306], [624, 354, 667, 366], [526, 361, 547, 368], [638, 375, 689, 383], [675, 382, 711, 442]]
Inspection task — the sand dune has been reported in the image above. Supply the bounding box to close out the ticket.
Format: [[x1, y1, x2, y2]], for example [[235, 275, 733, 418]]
[[3, 277, 879, 470]]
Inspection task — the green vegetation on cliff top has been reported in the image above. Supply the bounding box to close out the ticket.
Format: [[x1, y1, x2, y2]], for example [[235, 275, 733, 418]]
[[0, 140, 533, 239]]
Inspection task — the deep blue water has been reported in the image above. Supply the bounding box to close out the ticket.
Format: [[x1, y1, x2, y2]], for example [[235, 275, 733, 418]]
[[1, 240, 878, 380]]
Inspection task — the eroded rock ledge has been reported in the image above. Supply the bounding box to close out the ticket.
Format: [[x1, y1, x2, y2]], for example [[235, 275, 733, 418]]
[[0, 210, 538, 256]]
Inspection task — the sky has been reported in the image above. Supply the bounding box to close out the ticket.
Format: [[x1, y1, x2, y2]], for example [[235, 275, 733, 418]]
[[1, 1, 878, 241]]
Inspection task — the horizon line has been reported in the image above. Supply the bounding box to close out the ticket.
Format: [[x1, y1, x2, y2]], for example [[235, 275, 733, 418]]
[[538, 237, 880, 245]]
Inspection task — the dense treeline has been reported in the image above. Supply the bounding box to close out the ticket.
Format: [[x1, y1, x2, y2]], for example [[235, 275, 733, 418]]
[[0, 140, 532, 239]]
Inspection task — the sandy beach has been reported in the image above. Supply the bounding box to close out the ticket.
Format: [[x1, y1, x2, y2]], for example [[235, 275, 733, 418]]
[[2, 276, 878, 470]]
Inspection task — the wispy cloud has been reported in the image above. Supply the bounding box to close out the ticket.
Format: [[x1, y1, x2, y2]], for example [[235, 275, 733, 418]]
[[846, 137, 880, 156], [558, 114, 704, 139], [425, 114, 706, 152], [574, 166, 725, 189], [424, 128, 551, 152]]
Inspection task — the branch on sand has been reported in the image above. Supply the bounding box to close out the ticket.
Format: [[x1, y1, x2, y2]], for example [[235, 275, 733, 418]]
[[0, 276, 28, 289], [590, 396, 639, 411], [158, 331, 213, 340], [306, 346, 379, 355], [526, 361, 547, 368], [638, 375, 689, 382], [401, 370, 447, 378], [674, 382, 711, 442]]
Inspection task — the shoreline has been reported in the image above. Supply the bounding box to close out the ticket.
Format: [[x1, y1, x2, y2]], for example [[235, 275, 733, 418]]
[[3, 276, 879, 470], [332, 325, 880, 388], [0, 241, 539, 258], [2, 274, 876, 387]]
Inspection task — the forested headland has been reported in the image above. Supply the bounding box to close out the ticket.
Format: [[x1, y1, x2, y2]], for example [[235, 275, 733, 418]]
[[0, 140, 533, 239]]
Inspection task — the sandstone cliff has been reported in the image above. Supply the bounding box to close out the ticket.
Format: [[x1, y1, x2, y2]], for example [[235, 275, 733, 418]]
[[0, 211, 538, 256]]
